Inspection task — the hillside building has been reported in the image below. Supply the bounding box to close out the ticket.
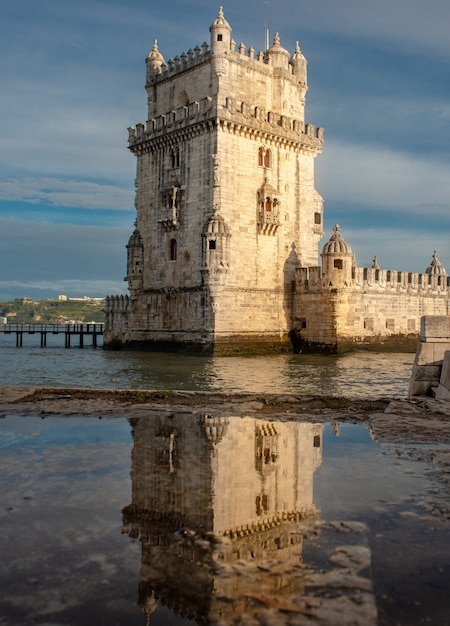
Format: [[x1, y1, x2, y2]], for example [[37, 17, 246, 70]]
[[104, 8, 448, 353]]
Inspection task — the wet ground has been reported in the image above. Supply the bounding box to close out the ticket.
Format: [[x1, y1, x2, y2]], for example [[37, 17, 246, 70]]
[[1, 387, 450, 625]]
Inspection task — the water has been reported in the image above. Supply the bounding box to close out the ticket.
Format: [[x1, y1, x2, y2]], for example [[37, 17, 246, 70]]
[[0, 337, 414, 397], [2, 338, 440, 625], [1, 414, 449, 625]]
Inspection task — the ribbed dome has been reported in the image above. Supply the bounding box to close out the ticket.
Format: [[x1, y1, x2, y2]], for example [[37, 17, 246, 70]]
[[290, 41, 306, 64], [267, 32, 290, 65], [210, 6, 231, 32], [127, 228, 143, 248], [203, 212, 230, 236], [290, 41, 307, 84], [321, 225, 353, 256], [146, 40, 165, 70], [425, 250, 447, 276]]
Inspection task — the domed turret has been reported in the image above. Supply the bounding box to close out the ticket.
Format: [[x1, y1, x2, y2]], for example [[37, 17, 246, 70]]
[[202, 211, 231, 272], [425, 250, 447, 276], [210, 6, 232, 52], [290, 41, 307, 86], [321, 225, 353, 256], [146, 39, 165, 82], [266, 33, 290, 69], [321, 225, 354, 285], [126, 228, 144, 293]]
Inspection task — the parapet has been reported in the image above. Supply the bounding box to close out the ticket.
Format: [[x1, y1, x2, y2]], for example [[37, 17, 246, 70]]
[[146, 36, 306, 85], [352, 266, 449, 294], [128, 96, 324, 151]]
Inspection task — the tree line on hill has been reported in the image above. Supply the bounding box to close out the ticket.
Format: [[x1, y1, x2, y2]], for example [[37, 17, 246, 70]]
[[0, 298, 106, 324]]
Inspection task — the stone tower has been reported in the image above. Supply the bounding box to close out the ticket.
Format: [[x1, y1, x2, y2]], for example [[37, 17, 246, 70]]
[[104, 8, 324, 353]]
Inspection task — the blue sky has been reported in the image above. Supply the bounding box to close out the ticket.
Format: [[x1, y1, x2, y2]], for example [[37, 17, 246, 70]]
[[1, 0, 449, 300]]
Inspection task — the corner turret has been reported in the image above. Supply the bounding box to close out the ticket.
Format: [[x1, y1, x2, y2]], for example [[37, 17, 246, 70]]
[[146, 39, 166, 84], [210, 7, 232, 53], [321, 225, 354, 286], [290, 41, 307, 87], [210, 7, 232, 76], [126, 228, 144, 294], [265, 33, 290, 69]]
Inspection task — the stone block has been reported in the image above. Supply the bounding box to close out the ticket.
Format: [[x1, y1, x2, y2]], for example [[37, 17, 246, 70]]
[[438, 351, 450, 392], [410, 363, 441, 381], [435, 384, 450, 400], [408, 379, 433, 397], [415, 341, 450, 366], [421, 315, 450, 340]]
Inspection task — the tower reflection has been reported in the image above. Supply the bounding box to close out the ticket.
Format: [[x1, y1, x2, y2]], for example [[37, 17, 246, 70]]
[[122, 414, 322, 624]]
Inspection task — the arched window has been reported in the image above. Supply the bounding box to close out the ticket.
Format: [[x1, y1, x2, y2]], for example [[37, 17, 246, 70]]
[[171, 148, 180, 168], [265, 197, 272, 211], [170, 238, 177, 260], [264, 149, 271, 168], [258, 147, 264, 167]]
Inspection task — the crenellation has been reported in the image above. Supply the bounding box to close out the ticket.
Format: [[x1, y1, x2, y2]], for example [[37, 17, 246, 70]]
[[128, 96, 323, 153]]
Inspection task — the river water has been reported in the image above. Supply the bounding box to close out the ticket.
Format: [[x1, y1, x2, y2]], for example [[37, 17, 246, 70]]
[[4, 340, 448, 626], [0, 336, 415, 397]]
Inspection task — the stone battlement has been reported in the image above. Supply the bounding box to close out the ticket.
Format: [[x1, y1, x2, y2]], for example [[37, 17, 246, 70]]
[[128, 97, 323, 148], [296, 265, 449, 294], [149, 38, 302, 83]]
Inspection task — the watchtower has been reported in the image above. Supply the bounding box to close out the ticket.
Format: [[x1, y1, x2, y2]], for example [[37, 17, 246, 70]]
[[104, 8, 324, 353]]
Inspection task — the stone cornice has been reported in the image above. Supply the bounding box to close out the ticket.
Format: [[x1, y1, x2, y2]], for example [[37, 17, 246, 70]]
[[128, 96, 324, 156]]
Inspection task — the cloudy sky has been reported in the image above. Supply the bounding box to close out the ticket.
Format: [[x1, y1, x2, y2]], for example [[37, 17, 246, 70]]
[[1, 0, 449, 301]]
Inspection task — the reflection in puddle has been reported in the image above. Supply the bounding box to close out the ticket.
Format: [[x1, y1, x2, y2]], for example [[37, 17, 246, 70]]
[[1, 414, 449, 625], [121, 415, 376, 625]]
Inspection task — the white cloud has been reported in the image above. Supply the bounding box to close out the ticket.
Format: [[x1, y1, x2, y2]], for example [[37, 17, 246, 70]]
[[316, 140, 450, 217], [332, 226, 450, 274], [0, 178, 134, 211], [0, 219, 132, 300], [287, 0, 450, 59]]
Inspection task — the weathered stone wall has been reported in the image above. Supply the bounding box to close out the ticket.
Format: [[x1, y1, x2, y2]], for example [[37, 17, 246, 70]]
[[294, 266, 449, 352], [106, 12, 324, 352], [409, 316, 450, 396]]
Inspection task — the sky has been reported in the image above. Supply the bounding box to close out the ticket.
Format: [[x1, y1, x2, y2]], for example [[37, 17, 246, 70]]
[[1, 0, 449, 301]]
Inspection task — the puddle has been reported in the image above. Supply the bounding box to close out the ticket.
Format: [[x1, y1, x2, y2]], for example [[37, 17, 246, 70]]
[[0, 414, 449, 625]]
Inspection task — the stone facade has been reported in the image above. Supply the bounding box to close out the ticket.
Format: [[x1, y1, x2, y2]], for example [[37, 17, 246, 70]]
[[104, 8, 324, 353], [104, 8, 448, 353], [293, 229, 449, 352]]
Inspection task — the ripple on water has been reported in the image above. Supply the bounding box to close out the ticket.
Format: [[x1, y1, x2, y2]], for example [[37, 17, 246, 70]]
[[0, 340, 414, 397]]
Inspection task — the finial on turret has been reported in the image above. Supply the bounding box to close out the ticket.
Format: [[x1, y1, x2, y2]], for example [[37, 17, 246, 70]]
[[146, 38, 165, 75], [425, 250, 447, 276], [290, 39, 307, 84], [372, 256, 380, 269]]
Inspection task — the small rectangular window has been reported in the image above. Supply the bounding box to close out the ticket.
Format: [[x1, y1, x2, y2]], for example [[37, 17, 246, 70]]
[[314, 212, 321, 225], [364, 318, 374, 331], [334, 259, 343, 270], [217, 34, 223, 41]]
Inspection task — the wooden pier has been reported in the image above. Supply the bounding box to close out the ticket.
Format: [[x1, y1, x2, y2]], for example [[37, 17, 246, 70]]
[[0, 323, 104, 348]]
